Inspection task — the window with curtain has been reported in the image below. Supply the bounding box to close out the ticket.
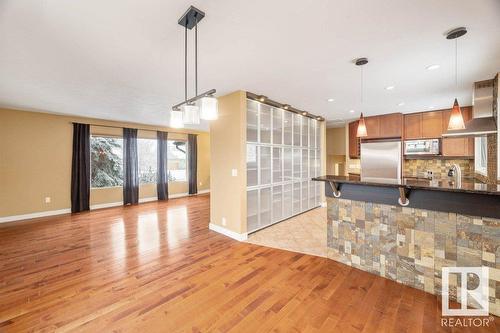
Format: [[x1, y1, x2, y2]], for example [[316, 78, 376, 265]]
[[475, 136, 487, 175], [167, 140, 187, 181], [137, 138, 157, 184], [90, 136, 123, 188]]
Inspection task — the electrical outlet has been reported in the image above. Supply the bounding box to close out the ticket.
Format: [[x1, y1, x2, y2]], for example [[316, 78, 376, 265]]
[[222, 217, 227, 226], [231, 169, 238, 177], [45, 197, 51, 204]]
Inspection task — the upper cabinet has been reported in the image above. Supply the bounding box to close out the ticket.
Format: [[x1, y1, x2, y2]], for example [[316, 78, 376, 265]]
[[421, 111, 442, 138], [404, 113, 422, 139], [363, 116, 380, 139], [379, 113, 403, 138]]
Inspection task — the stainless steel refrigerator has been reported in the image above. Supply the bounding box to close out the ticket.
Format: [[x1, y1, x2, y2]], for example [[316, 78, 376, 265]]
[[360, 140, 402, 183]]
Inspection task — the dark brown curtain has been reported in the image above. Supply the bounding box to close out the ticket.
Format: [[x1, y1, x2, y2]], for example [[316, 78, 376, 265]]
[[123, 128, 139, 205], [188, 134, 197, 195], [71, 123, 90, 213], [157, 131, 169, 200]]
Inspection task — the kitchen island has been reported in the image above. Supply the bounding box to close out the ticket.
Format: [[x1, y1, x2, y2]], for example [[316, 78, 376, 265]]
[[313, 175, 500, 316]]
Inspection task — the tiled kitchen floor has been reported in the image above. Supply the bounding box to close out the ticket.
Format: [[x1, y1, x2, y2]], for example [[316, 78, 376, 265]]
[[246, 207, 327, 257]]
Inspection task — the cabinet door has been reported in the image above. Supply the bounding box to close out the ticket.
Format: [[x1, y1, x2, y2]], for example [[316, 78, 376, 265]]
[[259, 188, 271, 228], [246, 100, 258, 142], [272, 147, 282, 183], [422, 111, 442, 138], [283, 184, 293, 217], [272, 108, 283, 144], [283, 112, 293, 145], [379, 113, 402, 138], [348, 121, 360, 158], [404, 113, 422, 139], [272, 185, 283, 222], [364, 116, 380, 139], [301, 117, 309, 147], [283, 148, 293, 181], [293, 114, 301, 146], [260, 104, 272, 144], [247, 189, 259, 232], [293, 182, 301, 215], [260, 146, 271, 185], [246, 144, 258, 186]]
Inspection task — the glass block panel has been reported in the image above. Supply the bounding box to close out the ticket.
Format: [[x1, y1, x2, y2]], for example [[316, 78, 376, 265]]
[[293, 148, 301, 181], [309, 119, 316, 149], [283, 148, 293, 182], [301, 149, 308, 180], [301, 181, 308, 210]]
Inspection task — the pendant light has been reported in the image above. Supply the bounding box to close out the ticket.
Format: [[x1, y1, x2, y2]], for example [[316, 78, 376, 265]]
[[446, 27, 467, 130], [171, 109, 184, 128], [355, 58, 368, 138], [171, 6, 218, 126]]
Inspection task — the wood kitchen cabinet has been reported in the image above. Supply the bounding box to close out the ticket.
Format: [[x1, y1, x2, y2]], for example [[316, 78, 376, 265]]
[[379, 113, 403, 138], [421, 111, 443, 138], [404, 113, 422, 139], [441, 106, 474, 157], [348, 120, 360, 159], [364, 116, 380, 139]]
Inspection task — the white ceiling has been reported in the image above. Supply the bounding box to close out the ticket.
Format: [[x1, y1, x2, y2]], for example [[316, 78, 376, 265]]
[[1, 0, 499, 131]]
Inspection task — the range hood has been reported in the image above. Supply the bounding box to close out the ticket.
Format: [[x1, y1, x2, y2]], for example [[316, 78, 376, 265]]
[[443, 78, 497, 137]]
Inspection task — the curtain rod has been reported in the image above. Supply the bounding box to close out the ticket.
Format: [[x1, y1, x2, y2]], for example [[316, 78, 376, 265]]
[[70, 122, 199, 135]]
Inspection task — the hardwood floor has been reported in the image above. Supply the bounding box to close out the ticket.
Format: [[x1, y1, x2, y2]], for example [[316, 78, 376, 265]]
[[0, 194, 497, 332]]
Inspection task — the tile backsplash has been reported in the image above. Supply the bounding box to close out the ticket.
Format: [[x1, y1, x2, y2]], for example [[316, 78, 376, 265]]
[[404, 159, 474, 178]]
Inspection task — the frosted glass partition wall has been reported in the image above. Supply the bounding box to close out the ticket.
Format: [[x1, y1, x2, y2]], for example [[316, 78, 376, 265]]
[[246, 99, 321, 233]]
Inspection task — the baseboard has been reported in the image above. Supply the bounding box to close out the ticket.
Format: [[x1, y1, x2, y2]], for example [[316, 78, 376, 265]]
[[0, 208, 71, 224], [209, 223, 248, 241], [1, 190, 211, 223]]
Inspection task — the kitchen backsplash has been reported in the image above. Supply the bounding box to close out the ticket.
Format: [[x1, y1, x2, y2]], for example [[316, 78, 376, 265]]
[[404, 159, 474, 178]]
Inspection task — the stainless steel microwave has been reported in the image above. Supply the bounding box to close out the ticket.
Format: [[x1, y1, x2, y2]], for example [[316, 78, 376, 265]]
[[404, 139, 440, 155]]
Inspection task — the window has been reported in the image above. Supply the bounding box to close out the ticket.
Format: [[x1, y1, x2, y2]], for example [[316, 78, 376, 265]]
[[475, 136, 487, 175], [90, 136, 123, 188], [167, 140, 187, 181], [138, 139, 157, 184]]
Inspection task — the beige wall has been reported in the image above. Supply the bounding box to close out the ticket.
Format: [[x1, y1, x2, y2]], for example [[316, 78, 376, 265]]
[[326, 127, 346, 155], [209, 91, 247, 234], [344, 123, 361, 174], [0, 108, 210, 217]]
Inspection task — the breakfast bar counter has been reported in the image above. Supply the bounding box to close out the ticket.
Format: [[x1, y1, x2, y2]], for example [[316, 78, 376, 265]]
[[312, 174, 500, 316]]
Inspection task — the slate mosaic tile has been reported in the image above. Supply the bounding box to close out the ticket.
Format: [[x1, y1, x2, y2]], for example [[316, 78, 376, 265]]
[[326, 197, 500, 316]]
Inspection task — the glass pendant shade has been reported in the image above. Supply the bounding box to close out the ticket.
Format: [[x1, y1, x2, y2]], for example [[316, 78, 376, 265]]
[[182, 104, 200, 125], [199, 96, 219, 120], [356, 113, 368, 137], [447, 98, 465, 130], [170, 109, 184, 128]]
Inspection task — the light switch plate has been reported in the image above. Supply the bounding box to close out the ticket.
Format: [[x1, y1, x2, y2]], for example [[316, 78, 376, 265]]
[[231, 169, 238, 177]]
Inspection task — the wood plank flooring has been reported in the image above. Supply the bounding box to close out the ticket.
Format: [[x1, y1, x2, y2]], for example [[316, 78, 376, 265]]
[[0, 194, 497, 332]]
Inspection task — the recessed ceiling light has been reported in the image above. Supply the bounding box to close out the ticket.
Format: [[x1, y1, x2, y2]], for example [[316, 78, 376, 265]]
[[349, 110, 355, 113], [302, 111, 308, 116], [428, 106, 435, 109], [426, 64, 440, 71], [327, 98, 335, 102], [398, 102, 405, 106], [385, 86, 395, 90]]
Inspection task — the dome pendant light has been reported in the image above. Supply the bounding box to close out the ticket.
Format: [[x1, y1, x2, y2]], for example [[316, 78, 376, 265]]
[[171, 6, 218, 126], [355, 58, 368, 138], [446, 27, 467, 131]]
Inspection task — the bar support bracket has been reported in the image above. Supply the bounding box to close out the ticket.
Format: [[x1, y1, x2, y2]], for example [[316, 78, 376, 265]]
[[398, 187, 410, 206], [328, 181, 341, 198]]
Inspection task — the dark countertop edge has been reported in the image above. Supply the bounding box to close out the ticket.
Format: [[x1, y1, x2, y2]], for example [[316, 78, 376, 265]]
[[404, 155, 474, 160], [312, 176, 500, 196]]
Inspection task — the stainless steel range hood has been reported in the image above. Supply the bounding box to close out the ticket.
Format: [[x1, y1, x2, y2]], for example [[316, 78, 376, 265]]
[[443, 79, 497, 137]]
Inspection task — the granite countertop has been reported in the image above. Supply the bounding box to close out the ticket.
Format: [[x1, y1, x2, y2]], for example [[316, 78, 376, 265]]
[[312, 175, 500, 196]]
